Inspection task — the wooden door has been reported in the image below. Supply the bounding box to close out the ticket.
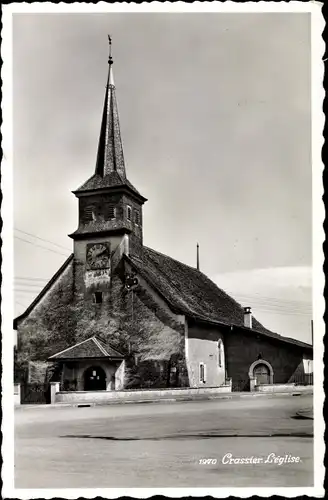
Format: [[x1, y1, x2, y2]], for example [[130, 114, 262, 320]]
[[254, 363, 270, 385]]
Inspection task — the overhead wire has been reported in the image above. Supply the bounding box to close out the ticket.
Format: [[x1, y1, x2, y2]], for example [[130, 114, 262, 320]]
[[14, 228, 71, 252], [13, 228, 312, 318], [14, 235, 70, 257]]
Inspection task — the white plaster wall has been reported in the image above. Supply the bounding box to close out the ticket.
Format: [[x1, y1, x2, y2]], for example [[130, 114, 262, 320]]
[[303, 358, 313, 374], [115, 360, 125, 390], [187, 327, 226, 388]]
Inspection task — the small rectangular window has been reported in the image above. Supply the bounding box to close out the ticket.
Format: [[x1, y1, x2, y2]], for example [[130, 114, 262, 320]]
[[127, 205, 132, 221], [94, 292, 103, 304], [134, 210, 140, 225], [199, 362, 206, 383]]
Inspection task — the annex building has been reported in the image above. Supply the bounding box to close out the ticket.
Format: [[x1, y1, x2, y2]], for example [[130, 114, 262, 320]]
[[14, 41, 313, 394]]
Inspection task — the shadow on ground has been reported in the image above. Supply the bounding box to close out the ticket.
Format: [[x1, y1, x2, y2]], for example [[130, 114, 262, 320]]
[[61, 431, 313, 441]]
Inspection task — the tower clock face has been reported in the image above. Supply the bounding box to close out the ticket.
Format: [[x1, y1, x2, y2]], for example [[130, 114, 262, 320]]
[[86, 243, 110, 269]]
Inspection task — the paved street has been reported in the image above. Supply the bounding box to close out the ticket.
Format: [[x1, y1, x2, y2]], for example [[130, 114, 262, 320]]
[[15, 394, 313, 488]]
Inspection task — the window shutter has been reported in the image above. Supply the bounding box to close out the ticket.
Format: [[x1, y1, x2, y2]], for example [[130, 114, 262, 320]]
[[106, 204, 116, 220], [84, 206, 94, 222]]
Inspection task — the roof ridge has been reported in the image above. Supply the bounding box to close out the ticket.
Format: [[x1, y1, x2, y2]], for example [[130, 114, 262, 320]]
[[92, 336, 110, 356], [48, 336, 94, 359], [95, 335, 125, 357]]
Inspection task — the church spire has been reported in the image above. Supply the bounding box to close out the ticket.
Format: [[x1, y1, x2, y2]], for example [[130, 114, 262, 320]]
[[95, 35, 126, 180], [73, 37, 146, 202]]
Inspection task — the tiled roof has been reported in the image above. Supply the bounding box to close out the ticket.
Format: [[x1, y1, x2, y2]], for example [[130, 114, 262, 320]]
[[48, 336, 124, 361], [128, 247, 312, 350]]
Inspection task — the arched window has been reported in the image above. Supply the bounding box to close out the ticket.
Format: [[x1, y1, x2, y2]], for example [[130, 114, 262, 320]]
[[218, 339, 224, 368]]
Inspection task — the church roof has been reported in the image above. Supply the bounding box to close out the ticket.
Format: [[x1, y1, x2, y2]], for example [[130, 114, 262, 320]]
[[128, 247, 312, 351], [48, 335, 124, 361]]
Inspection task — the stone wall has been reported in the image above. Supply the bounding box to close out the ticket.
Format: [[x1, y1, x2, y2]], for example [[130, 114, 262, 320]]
[[55, 384, 232, 404], [16, 249, 189, 389]]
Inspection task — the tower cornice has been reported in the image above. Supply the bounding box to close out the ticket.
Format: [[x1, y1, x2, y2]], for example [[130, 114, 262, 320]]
[[72, 184, 147, 204]]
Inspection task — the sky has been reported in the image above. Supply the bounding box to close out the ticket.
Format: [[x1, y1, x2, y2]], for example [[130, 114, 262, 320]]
[[12, 12, 312, 342]]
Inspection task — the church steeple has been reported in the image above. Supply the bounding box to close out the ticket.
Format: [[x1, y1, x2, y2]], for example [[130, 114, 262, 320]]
[[95, 36, 126, 180], [70, 37, 146, 260]]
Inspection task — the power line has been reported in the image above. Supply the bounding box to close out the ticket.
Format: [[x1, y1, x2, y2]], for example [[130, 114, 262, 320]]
[[229, 291, 311, 306], [230, 290, 311, 303], [12, 288, 312, 313], [234, 300, 312, 313], [14, 236, 70, 257], [235, 301, 312, 314], [15, 300, 27, 307], [14, 284, 46, 290], [235, 295, 311, 306], [229, 293, 312, 308], [15, 276, 50, 282], [14, 228, 71, 252], [15, 288, 312, 317], [251, 308, 312, 317]]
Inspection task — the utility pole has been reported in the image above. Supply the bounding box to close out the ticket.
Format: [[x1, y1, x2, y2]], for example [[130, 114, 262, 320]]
[[311, 319, 313, 346]]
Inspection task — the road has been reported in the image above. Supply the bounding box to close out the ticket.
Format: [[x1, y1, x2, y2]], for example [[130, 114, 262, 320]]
[[15, 394, 313, 488]]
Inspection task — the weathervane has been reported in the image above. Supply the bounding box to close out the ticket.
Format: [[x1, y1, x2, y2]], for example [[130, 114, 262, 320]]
[[108, 34, 113, 65]]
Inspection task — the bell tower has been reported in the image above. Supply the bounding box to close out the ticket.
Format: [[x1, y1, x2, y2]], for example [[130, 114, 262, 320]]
[[69, 36, 147, 270]]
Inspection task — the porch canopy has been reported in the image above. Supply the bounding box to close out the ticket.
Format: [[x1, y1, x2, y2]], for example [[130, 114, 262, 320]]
[[47, 335, 125, 391]]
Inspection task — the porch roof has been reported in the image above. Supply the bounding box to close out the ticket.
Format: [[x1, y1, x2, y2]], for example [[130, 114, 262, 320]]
[[48, 336, 125, 361]]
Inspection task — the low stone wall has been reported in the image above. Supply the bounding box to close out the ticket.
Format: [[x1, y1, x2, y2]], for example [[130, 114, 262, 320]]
[[55, 384, 232, 404], [255, 383, 313, 393]]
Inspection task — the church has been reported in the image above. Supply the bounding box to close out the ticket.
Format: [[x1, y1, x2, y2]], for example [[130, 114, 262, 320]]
[[14, 40, 313, 394]]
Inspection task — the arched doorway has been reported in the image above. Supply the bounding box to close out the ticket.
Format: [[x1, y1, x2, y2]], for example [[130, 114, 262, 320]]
[[248, 359, 274, 386], [84, 366, 106, 391]]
